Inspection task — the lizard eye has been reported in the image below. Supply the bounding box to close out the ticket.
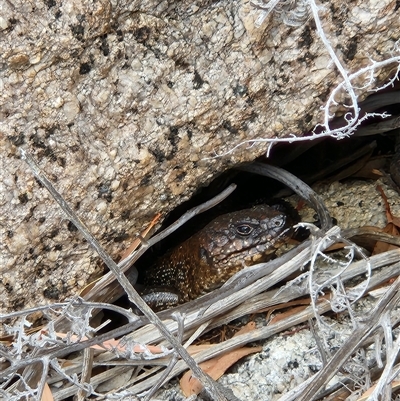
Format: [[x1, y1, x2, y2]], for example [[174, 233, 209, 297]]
[[236, 224, 253, 236]]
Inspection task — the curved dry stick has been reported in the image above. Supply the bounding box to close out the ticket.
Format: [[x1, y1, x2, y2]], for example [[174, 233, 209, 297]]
[[237, 162, 332, 230], [342, 227, 400, 246], [358, 90, 400, 113]]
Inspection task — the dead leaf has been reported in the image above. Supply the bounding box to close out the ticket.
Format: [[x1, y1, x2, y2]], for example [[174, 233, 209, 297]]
[[119, 213, 161, 261], [269, 305, 310, 325], [263, 296, 330, 325], [187, 344, 214, 355], [41, 383, 54, 401], [325, 242, 346, 252], [373, 186, 400, 254], [180, 359, 217, 396], [372, 222, 400, 254], [180, 346, 262, 396], [79, 276, 103, 297], [258, 298, 311, 317], [357, 380, 400, 400], [234, 321, 256, 335], [352, 159, 385, 180], [377, 185, 400, 227], [296, 199, 306, 211], [180, 321, 260, 396]]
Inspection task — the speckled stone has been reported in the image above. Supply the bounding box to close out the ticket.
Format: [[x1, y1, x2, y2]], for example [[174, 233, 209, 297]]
[[289, 179, 400, 229], [1, 0, 400, 316]]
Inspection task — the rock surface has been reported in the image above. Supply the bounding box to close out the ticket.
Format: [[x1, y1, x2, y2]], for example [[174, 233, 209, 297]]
[[1, 0, 400, 312]]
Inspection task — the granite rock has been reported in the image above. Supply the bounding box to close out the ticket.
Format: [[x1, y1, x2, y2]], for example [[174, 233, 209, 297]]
[[1, 0, 399, 313]]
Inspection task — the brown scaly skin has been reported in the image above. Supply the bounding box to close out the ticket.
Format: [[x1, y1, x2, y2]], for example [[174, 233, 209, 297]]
[[140, 205, 296, 310]]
